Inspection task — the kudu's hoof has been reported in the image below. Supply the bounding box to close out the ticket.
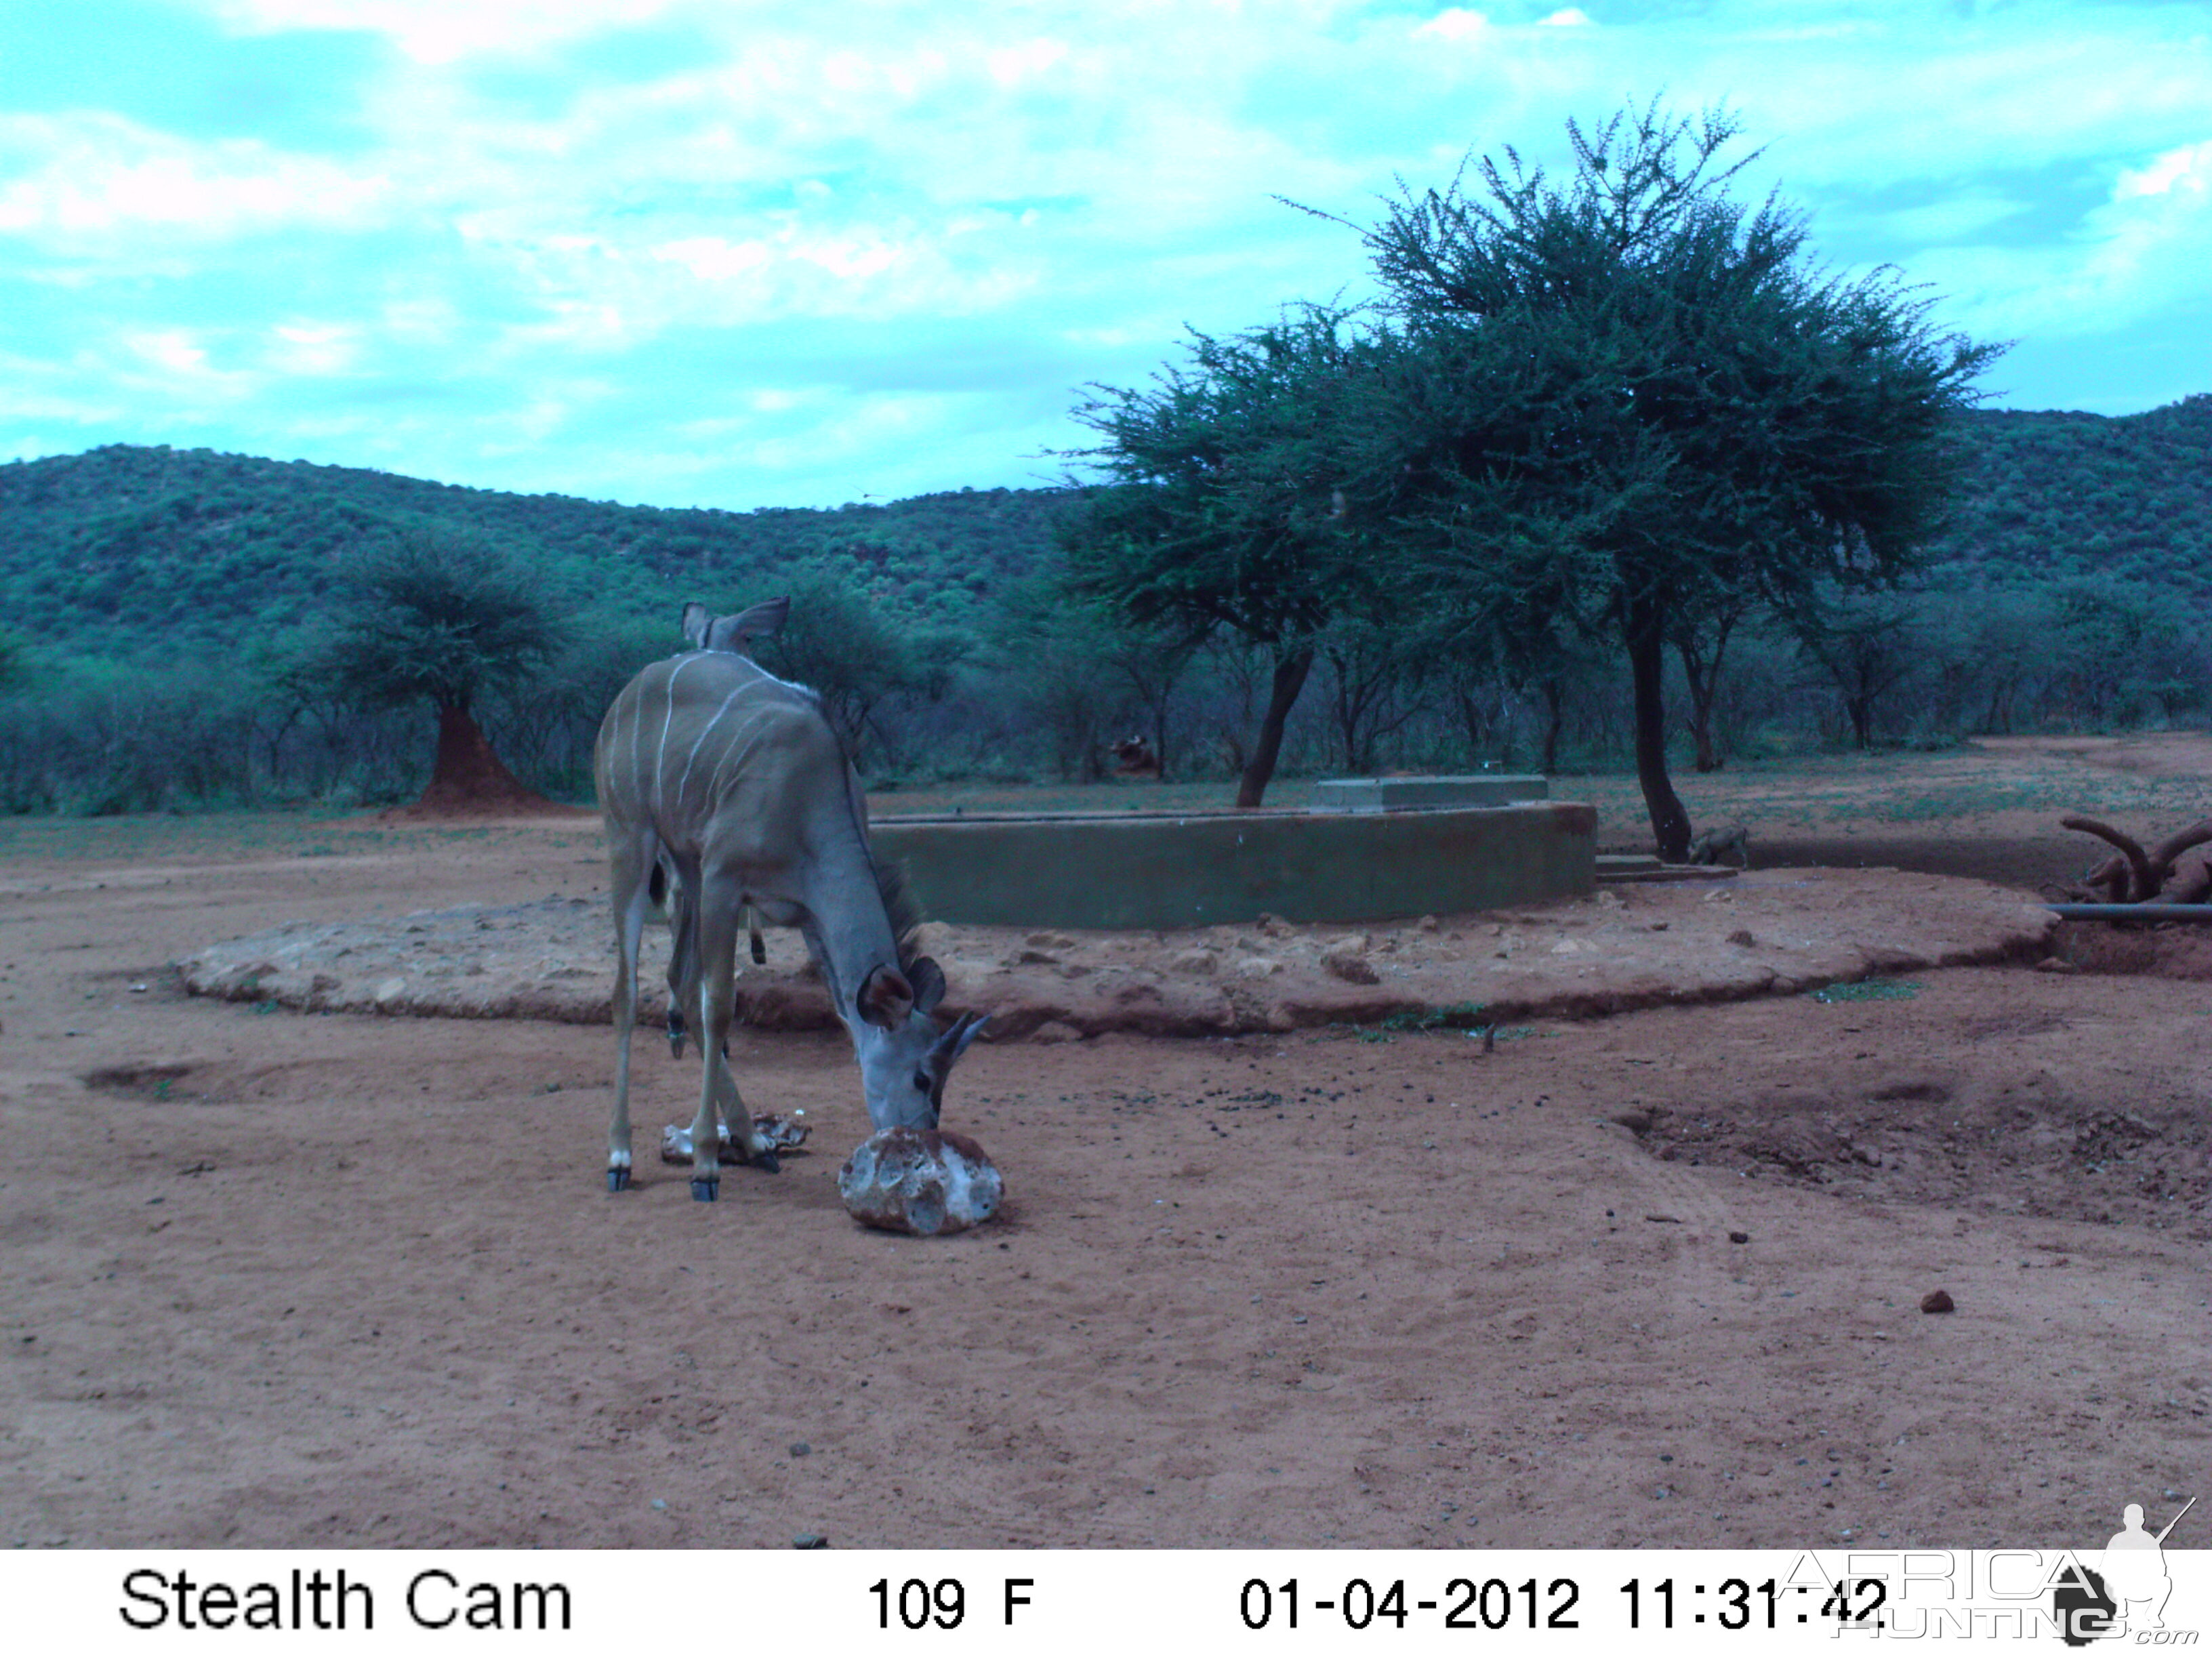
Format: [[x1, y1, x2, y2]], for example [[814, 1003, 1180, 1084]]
[[751, 1148, 781, 1176], [607, 1167, 630, 1193], [691, 1177, 718, 1203]]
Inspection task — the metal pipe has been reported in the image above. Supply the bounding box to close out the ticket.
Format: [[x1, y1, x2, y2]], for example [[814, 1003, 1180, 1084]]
[[2047, 903, 2212, 923]]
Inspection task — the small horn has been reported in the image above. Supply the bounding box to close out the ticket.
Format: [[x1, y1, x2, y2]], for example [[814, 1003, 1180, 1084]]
[[933, 1010, 989, 1066]]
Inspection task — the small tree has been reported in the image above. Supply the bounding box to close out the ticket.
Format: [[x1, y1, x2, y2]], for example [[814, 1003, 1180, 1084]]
[[308, 529, 555, 811], [987, 585, 1127, 781], [1671, 596, 1752, 772], [1793, 589, 1918, 749], [1352, 100, 2001, 857], [758, 569, 955, 771], [1062, 306, 1388, 806]]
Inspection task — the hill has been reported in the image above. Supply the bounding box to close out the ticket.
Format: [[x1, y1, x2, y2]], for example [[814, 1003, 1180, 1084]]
[[5, 394, 2209, 670], [0, 444, 1078, 663], [1926, 393, 2212, 598]]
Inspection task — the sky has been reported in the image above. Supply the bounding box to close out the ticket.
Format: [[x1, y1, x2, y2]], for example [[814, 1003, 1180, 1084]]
[[1, 0, 2208, 512]]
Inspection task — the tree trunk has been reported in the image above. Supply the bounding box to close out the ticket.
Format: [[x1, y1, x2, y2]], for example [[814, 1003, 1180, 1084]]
[[1235, 649, 1314, 808], [1846, 693, 1873, 750], [1626, 596, 1693, 862], [1674, 615, 1735, 773], [415, 701, 557, 815], [1538, 678, 1565, 775]]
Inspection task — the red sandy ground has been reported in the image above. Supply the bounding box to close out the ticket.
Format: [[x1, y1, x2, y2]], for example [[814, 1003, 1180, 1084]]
[[1, 736, 2207, 1551]]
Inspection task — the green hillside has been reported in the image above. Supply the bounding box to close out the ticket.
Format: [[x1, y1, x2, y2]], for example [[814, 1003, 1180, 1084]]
[[4, 395, 2208, 667], [0, 443, 1077, 663], [1926, 394, 2212, 597]]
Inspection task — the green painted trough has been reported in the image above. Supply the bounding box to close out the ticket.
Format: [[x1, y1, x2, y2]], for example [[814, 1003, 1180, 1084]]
[[870, 798, 1597, 930]]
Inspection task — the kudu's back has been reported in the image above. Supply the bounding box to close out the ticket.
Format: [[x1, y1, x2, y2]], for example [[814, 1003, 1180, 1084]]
[[594, 651, 853, 859]]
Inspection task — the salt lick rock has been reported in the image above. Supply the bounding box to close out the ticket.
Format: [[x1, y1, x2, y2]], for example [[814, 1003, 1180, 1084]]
[[838, 1127, 1004, 1237]]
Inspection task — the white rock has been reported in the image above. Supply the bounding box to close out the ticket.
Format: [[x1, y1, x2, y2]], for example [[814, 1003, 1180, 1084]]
[[838, 1128, 1004, 1236]]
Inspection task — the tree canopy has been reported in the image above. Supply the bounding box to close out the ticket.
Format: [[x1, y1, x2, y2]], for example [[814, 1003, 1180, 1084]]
[[312, 530, 554, 716], [1354, 100, 2002, 856], [1058, 100, 2001, 844], [301, 529, 558, 810]]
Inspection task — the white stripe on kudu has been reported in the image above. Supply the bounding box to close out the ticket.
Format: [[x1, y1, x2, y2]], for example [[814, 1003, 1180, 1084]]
[[589, 609, 988, 1206]]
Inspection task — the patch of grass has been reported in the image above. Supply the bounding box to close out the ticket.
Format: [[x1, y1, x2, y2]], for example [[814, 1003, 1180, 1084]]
[[1807, 977, 1923, 1004], [1346, 1002, 1528, 1042], [1383, 1000, 1490, 1031]]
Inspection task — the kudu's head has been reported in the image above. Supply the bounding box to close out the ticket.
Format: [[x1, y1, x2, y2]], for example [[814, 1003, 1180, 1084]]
[[850, 956, 988, 1132]]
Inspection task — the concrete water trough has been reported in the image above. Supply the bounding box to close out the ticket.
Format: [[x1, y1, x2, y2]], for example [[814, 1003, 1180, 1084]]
[[1309, 773, 1548, 811], [871, 792, 1596, 931]]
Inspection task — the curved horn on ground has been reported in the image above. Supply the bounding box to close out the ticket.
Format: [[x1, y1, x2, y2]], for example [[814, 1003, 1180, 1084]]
[[2061, 815, 2156, 902]]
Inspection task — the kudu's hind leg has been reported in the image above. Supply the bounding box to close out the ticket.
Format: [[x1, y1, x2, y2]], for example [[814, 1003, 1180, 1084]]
[[689, 882, 779, 1201], [661, 858, 697, 1059], [607, 834, 658, 1193], [663, 862, 740, 1074]]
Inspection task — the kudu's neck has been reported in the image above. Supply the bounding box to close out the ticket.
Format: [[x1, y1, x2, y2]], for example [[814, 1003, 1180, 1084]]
[[785, 798, 902, 1023]]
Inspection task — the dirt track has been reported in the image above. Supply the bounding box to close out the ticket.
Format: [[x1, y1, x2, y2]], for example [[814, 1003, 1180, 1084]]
[[3, 737, 2208, 1550]]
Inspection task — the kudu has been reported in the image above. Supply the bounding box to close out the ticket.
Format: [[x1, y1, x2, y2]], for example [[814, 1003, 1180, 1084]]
[[594, 622, 986, 1200], [659, 596, 792, 1052]]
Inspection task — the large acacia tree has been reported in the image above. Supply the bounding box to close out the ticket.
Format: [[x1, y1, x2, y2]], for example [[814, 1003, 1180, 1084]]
[[1062, 306, 1390, 806], [1355, 101, 2001, 858]]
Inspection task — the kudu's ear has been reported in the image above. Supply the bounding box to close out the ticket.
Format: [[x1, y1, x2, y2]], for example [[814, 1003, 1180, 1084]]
[[705, 595, 791, 655], [933, 1011, 989, 1068], [733, 594, 790, 639], [907, 956, 947, 1015], [857, 963, 915, 1030], [680, 600, 712, 649]]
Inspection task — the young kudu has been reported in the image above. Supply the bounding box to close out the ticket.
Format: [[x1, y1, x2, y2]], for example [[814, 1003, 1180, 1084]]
[[594, 640, 986, 1200]]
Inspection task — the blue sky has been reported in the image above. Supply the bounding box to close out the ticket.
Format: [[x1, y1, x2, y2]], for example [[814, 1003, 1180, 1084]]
[[2, 0, 2208, 510]]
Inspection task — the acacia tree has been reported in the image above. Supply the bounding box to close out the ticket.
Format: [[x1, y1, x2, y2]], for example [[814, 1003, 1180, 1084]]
[[1355, 101, 2000, 858], [1061, 306, 1387, 806], [307, 529, 555, 810]]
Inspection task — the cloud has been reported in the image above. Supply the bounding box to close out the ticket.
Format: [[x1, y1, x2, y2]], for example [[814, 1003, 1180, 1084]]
[[2116, 140, 2212, 203], [0, 0, 2205, 506], [207, 0, 681, 65], [0, 112, 388, 253]]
